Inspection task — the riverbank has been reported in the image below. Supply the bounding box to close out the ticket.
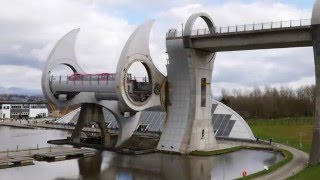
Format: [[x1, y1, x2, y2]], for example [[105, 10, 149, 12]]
[[191, 145, 281, 156], [256, 143, 308, 179], [190, 142, 308, 180], [248, 117, 317, 179]]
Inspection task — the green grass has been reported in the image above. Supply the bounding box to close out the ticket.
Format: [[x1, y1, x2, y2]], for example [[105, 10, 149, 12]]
[[288, 165, 320, 180], [248, 117, 313, 154], [190, 146, 244, 156], [191, 146, 279, 156]]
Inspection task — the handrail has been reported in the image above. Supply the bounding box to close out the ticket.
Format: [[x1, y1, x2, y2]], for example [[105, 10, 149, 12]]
[[167, 19, 311, 38], [49, 75, 149, 84]]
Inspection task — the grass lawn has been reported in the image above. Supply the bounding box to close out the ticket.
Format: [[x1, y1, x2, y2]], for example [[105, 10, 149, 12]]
[[288, 165, 320, 180], [248, 117, 313, 154], [248, 117, 320, 179]]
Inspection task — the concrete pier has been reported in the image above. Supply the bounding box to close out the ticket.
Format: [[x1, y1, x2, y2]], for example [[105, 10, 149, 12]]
[[0, 146, 96, 169], [0, 156, 33, 169]]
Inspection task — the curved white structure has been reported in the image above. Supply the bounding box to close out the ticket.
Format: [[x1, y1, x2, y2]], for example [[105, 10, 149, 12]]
[[115, 20, 165, 112], [42, 20, 166, 147], [41, 0, 320, 165], [58, 100, 255, 141], [212, 100, 255, 140], [42, 12, 257, 153]]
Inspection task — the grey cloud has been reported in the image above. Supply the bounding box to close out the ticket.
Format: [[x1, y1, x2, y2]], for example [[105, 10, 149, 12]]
[[0, 0, 315, 91], [0, 54, 43, 70], [212, 47, 314, 86]]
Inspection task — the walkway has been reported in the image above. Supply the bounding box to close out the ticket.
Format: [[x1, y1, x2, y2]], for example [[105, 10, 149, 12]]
[[255, 143, 309, 180], [167, 19, 311, 38]]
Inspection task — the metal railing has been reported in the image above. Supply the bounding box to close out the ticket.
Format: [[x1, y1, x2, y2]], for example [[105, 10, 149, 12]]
[[167, 19, 311, 38], [49, 75, 115, 84], [49, 75, 149, 85]]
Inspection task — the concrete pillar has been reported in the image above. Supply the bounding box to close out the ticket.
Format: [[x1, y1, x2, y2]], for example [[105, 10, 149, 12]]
[[309, 24, 320, 165], [309, 0, 320, 165], [71, 103, 89, 143], [95, 105, 111, 147], [71, 103, 111, 147], [158, 13, 217, 153]]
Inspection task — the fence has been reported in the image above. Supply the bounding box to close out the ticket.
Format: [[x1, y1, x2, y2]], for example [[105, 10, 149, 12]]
[[167, 19, 311, 38]]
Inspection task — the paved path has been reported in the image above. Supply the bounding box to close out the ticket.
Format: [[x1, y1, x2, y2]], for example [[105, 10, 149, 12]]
[[255, 143, 309, 180]]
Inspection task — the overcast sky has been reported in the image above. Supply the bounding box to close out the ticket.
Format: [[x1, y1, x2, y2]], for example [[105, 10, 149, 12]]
[[0, 0, 316, 96]]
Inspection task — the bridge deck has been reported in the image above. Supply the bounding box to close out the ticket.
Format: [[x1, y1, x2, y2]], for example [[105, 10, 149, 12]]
[[167, 19, 314, 52]]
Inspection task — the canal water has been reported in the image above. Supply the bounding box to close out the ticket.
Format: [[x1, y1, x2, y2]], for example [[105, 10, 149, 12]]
[[0, 126, 283, 180], [0, 126, 70, 151]]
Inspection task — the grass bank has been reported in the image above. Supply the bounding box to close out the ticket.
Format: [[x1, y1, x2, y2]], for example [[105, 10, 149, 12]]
[[190, 146, 243, 156], [190, 146, 279, 156]]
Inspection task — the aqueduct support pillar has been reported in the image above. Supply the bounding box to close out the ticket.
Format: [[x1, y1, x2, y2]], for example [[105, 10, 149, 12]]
[[309, 0, 320, 165], [71, 103, 110, 146]]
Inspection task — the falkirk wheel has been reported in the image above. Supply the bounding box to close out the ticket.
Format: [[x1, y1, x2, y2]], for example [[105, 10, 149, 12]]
[[42, 0, 320, 164], [42, 15, 216, 154]]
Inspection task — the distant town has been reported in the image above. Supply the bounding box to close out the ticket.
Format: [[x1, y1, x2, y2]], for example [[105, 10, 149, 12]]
[[0, 94, 46, 102]]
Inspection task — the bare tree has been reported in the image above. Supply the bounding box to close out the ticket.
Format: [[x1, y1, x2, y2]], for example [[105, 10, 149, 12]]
[[220, 85, 315, 119]]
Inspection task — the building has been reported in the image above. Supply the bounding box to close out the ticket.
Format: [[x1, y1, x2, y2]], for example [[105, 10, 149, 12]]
[[0, 101, 48, 119]]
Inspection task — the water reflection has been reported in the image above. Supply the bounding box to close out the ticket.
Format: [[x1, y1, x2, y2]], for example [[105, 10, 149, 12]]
[[73, 150, 282, 180], [78, 152, 103, 180], [0, 127, 283, 180]]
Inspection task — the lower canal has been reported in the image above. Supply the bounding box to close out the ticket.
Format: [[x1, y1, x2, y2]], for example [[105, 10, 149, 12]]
[[0, 126, 283, 180]]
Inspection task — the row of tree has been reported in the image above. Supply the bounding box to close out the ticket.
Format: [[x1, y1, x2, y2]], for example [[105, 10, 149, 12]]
[[220, 85, 315, 119]]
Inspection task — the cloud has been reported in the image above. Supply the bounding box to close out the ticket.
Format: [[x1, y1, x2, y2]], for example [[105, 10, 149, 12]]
[[213, 47, 314, 85], [0, 54, 43, 69], [0, 0, 135, 86], [153, 1, 314, 96], [0, 0, 316, 97], [0, 65, 42, 88]]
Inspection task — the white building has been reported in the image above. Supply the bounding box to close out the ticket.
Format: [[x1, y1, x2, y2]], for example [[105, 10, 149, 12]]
[[0, 101, 48, 119]]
